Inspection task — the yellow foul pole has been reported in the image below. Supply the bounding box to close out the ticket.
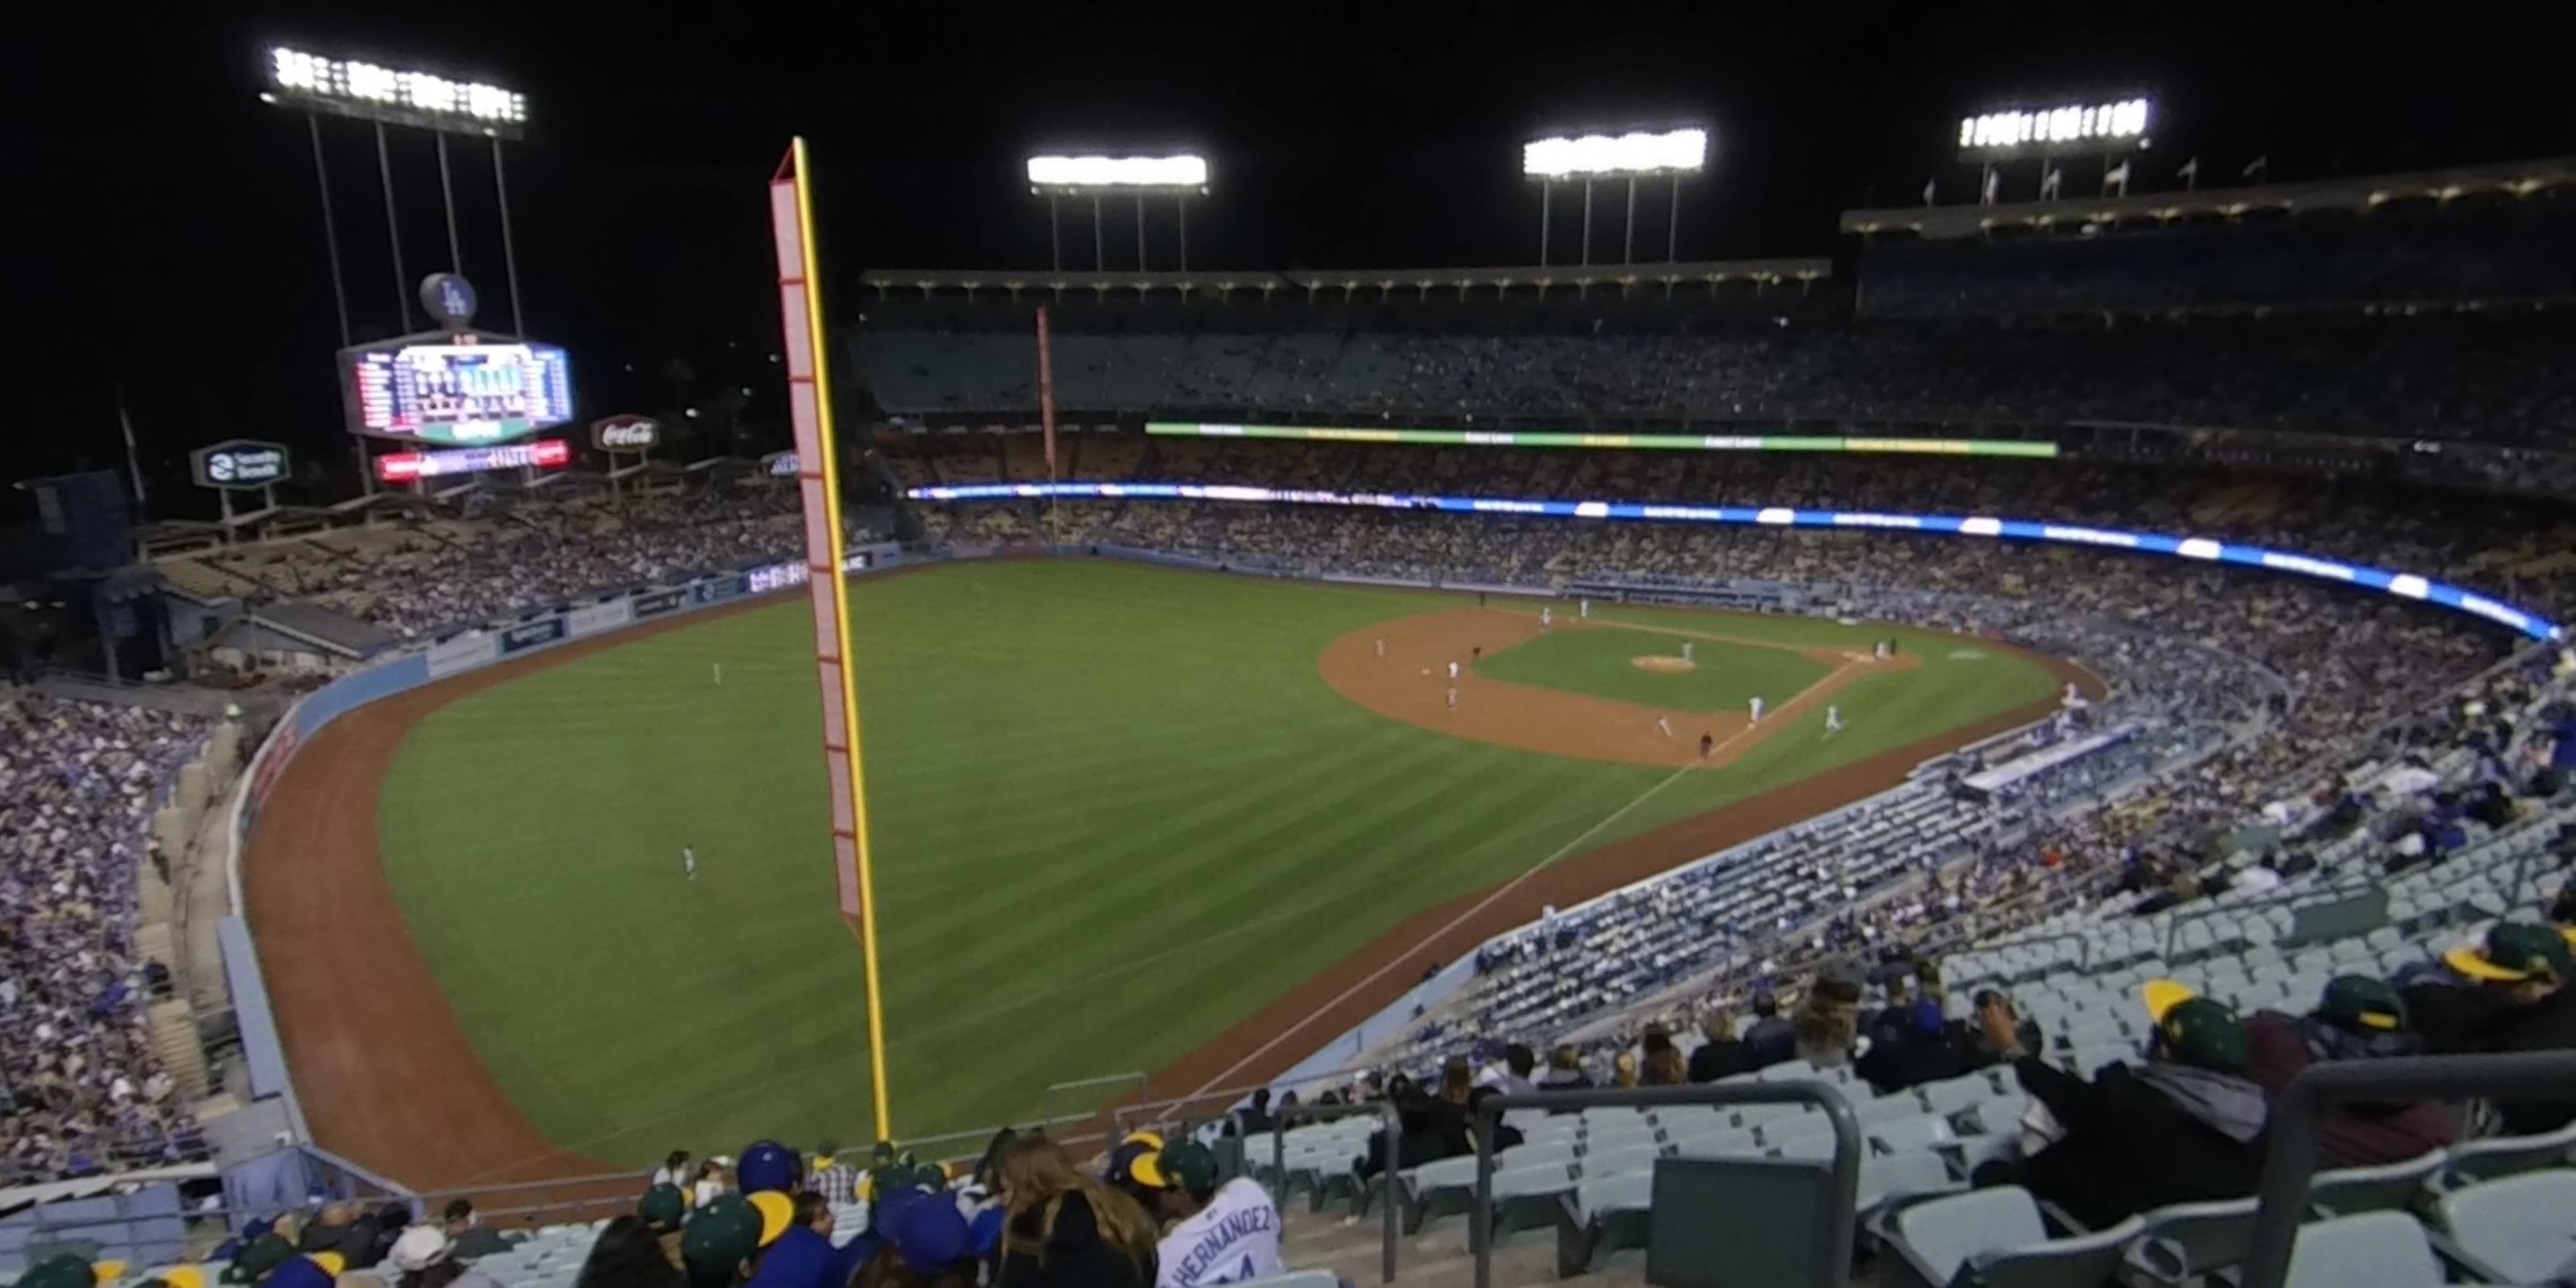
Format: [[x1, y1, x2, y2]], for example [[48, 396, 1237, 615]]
[[773, 136, 892, 1141]]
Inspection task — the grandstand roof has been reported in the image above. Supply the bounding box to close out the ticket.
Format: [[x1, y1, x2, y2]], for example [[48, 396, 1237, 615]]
[[1842, 154, 2576, 241], [861, 258, 1833, 299]]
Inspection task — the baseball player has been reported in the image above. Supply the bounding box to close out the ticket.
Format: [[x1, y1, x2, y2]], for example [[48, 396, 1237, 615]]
[[1374, 638, 1385, 658], [1749, 696, 1765, 724], [1825, 705, 1844, 734], [1682, 641, 1694, 662], [1579, 598, 1591, 619], [1140, 1141, 1282, 1288], [1540, 606, 1552, 628], [712, 662, 723, 686], [1447, 660, 1460, 680], [681, 844, 697, 880], [1446, 686, 1458, 710], [1656, 715, 1673, 738], [1698, 732, 1714, 758]]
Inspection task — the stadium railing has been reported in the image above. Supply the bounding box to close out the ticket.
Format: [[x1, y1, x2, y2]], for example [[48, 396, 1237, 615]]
[[1258, 1099, 1404, 1285], [1466, 1081, 1863, 1288], [2240, 1049, 2576, 1288]]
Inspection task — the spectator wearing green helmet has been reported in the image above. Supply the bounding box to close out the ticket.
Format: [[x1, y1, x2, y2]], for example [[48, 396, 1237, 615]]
[[2405, 921, 2576, 1134], [2242, 975, 2457, 1167], [1968, 980, 2268, 1228]]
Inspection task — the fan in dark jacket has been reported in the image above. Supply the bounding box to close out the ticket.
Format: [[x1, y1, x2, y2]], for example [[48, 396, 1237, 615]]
[[2241, 977, 2457, 1167], [1687, 1013, 1752, 1083], [1353, 1094, 1471, 1180], [1973, 984, 2270, 1230], [2402, 923, 2576, 1135], [1740, 992, 1796, 1070], [1857, 999, 1995, 1096]]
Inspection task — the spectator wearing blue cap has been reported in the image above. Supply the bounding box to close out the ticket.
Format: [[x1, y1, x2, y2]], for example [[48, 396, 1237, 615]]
[[741, 1191, 835, 1288]]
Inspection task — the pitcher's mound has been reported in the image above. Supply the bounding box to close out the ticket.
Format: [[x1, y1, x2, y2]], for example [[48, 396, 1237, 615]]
[[1631, 656, 1697, 674]]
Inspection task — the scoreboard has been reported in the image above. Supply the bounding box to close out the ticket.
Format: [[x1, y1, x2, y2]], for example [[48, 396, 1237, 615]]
[[342, 338, 575, 446]]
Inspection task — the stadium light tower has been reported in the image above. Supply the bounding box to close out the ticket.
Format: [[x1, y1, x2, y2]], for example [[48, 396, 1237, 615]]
[[1024, 153, 1211, 273], [1952, 95, 2151, 204], [1522, 128, 1707, 267], [260, 45, 531, 494]]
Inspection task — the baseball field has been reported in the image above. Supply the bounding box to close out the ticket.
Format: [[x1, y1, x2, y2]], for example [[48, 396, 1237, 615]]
[[251, 556, 2085, 1185]]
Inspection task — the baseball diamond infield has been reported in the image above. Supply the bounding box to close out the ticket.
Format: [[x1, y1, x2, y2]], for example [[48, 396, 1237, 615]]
[[246, 558, 2095, 1187]]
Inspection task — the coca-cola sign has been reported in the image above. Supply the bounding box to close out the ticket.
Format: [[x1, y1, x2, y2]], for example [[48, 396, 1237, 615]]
[[591, 414, 660, 452]]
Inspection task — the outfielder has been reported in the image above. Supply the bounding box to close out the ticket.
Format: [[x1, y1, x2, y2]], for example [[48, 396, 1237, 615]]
[[1682, 641, 1694, 662], [681, 844, 697, 880], [1825, 705, 1844, 734], [712, 662, 723, 686], [1749, 696, 1766, 724], [1541, 606, 1553, 627]]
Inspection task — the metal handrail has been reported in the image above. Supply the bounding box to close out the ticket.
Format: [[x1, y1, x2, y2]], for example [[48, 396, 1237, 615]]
[[1466, 1080, 1863, 1288], [1258, 1099, 1404, 1285], [2240, 1049, 2576, 1288]]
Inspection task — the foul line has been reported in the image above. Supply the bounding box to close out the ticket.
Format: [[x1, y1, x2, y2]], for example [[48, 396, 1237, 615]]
[[1180, 756, 1706, 1102]]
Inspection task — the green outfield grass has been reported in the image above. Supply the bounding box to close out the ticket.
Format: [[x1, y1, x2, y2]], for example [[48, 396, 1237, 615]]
[[1471, 624, 1834, 712], [373, 559, 2060, 1164]]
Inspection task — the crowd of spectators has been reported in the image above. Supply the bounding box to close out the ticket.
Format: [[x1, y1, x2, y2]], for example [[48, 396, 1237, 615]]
[[1, 695, 213, 1182], [177, 485, 814, 640], [858, 308, 2576, 451]]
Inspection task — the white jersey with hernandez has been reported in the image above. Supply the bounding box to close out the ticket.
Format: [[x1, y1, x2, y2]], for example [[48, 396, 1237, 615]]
[[1155, 1178, 1284, 1288]]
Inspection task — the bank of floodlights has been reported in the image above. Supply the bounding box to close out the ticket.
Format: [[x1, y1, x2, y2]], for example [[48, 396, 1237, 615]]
[[1520, 127, 1709, 267], [1022, 152, 1210, 273]]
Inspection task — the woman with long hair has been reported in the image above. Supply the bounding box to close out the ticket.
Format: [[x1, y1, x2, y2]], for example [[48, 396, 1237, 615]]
[[575, 1216, 686, 1288], [993, 1137, 1158, 1288]]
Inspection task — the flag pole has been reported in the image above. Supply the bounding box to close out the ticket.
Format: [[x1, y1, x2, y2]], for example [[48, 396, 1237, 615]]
[[770, 136, 893, 1142]]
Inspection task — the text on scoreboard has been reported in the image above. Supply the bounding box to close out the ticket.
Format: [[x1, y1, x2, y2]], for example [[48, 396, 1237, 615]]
[[346, 340, 574, 446]]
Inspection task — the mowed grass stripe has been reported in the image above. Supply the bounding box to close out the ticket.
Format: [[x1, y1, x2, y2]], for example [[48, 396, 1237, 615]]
[[375, 559, 2057, 1160]]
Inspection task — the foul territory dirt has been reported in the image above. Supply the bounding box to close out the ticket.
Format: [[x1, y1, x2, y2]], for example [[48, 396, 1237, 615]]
[[247, 569, 2093, 1187]]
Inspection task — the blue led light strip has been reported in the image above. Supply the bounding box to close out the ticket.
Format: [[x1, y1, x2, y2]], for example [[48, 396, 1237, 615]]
[[907, 480, 2567, 641]]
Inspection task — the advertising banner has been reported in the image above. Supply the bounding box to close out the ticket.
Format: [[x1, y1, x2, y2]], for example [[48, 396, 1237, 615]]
[[193, 440, 293, 490], [564, 600, 634, 638], [498, 618, 567, 654], [692, 576, 745, 606], [591, 415, 661, 452], [633, 588, 688, 619], [425, 630, 499, 679]]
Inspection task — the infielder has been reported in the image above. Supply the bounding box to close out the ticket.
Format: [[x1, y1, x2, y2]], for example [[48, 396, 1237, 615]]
[[1825, 705, 1844, 734], [1447, 660, 1460, 680], [1446, 686, 1459, 710], [1749, 696, 1766, 724], [682, 844, 697, 880], [1656, 715, 1673, 738], [1374, 638, 1385, 658], [1682, 641, 1695, 662], [1541, 606, 1553, 628]]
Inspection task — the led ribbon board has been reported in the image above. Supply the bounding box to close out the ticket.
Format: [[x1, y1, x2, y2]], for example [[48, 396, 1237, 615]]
[[1146, 421, 2058, 457], [905, 480, 2562, 641]]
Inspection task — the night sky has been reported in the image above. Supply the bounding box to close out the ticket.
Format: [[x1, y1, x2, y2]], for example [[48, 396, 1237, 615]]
[[22, 1, 2572, 504]]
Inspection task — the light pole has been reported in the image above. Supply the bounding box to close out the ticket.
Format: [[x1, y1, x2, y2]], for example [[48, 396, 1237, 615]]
[[1523, 128, 1708, 266], [1026, 153, 1210, 273], [259, 46, 530, 495]]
